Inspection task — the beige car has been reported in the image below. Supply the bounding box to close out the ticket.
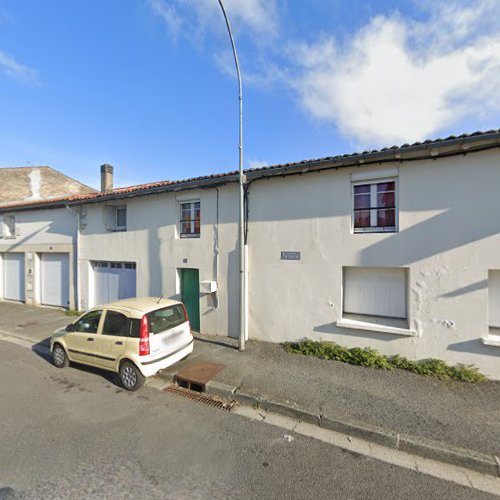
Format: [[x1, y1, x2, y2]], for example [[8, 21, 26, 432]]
[[50, 297, 194, 391]]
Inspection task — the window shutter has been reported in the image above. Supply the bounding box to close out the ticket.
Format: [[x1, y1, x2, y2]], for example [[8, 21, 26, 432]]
[[489, 271, 500, 327], [103, 206, 115, 231], [344, 267, 407, 318]]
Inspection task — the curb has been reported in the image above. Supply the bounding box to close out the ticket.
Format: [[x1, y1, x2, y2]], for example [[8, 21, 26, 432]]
[[201, 379, 500, 478]]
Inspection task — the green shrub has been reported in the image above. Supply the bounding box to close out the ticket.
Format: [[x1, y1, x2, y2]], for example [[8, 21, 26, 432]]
[[282, 340, 487, 383]]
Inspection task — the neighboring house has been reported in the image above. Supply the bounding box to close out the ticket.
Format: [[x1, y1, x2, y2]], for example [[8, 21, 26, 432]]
[[1, 132, 500, 379], [0, 166, 96, 205], [0, 166, 97, 309]]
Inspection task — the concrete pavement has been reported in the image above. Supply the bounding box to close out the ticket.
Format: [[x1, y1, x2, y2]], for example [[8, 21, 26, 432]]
[[1, 301, 500, 478], [1, 339, 499, 499]]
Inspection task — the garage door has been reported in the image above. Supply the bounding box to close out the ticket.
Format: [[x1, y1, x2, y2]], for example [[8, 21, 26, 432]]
[[3, 253, 25, 302], [93, 261, 136, 306], [41, 253, 70, 307]]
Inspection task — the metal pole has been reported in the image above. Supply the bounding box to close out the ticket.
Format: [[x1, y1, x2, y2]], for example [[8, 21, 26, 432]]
[[217, 0, 246, 351]]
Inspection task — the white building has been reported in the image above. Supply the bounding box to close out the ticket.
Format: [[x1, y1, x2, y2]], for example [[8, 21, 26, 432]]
[[1, 131, 500, 379]]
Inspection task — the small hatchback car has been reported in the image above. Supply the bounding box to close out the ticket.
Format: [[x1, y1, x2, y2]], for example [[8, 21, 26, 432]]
[[50, 297, 194, 391]]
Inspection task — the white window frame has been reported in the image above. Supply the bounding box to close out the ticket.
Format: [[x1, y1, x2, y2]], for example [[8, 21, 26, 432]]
[[115, 207, 127, 231], [352, 177, 398, 234], [179, 201, 200, 238]]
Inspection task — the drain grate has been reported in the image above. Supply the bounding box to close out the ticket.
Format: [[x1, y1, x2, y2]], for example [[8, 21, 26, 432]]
[[163, 384, 237, 411]]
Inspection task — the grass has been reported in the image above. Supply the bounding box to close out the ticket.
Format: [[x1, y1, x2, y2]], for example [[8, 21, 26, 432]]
[[64, 309, 83, 317], [282, 339, 487, 383]]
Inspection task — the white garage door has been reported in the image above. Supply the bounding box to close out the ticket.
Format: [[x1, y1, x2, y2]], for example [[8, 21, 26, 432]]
[[4, 253, 25, 302], [93, 261, 136, 306], [41, 253, 70, 307]]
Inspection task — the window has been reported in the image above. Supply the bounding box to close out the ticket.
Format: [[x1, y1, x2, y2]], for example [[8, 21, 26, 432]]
[[146, 305, 188, 334], [488, 271, 500, 330], [115, 207, 127, 230], [3, 215, 16, 238], [102, 311, 130, 336], [343, 267, 407, 320], [74, 310, 103, 333], [180, 201, 200, 237], [353, 180, 396, 233]]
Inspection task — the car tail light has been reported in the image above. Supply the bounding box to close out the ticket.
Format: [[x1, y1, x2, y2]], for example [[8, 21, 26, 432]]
[[181, 303, 191, 331], [139, 314, 150, 356]]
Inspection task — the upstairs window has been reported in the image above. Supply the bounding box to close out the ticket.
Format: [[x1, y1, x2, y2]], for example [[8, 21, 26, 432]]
[[353, 180, 396, 233], [3, 215, 16, 238], [180, 201, 200, 238], [115, 207, 127, 231]]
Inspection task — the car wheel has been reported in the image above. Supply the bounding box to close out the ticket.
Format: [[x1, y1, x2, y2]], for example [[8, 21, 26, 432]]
[[120, 361, 145, 391], [53, 344, 69, 368]]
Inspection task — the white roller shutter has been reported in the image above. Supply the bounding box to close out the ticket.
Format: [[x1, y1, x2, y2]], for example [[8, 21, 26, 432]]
[[344, 267, 407, 319], [41, 253, 70, 307], [4, 253, 25, 302]]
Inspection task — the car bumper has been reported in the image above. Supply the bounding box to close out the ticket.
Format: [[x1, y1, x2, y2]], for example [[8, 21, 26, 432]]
[[137, 338, 194, 377]]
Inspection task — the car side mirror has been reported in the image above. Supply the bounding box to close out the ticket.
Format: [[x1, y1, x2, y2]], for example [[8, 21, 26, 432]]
[[65, 324, 75, 332]]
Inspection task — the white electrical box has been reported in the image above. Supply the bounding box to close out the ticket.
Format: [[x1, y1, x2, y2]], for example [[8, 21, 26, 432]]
[[200, 280, 218, 293]]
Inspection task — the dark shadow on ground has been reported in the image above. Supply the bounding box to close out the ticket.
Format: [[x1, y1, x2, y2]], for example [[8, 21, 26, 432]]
[[193, 334, 239, 350], [31, 339, 122, 388]]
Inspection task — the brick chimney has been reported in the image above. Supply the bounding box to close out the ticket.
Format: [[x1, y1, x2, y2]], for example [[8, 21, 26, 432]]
[[100, 164, 114, 192]]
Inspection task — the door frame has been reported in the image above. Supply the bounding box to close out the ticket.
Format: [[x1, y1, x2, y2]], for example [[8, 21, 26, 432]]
[[179, 268, 200, 332]]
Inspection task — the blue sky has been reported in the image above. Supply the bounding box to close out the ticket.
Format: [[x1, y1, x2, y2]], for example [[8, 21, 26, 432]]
[[0, 1, 499, 189]]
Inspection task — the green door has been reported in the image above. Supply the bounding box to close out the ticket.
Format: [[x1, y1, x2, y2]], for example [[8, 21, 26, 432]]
[[180, 268, 200, 331]]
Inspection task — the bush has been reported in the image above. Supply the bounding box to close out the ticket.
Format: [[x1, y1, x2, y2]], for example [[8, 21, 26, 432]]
[[282, 340, 487, 383]]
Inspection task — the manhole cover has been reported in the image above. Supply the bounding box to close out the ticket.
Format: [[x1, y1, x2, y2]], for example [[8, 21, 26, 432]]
[[163, 384, 237, 411], [174, 361, 225, 391]]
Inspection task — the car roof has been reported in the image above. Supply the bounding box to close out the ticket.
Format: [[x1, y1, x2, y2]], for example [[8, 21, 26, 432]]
[[98, 297, 182, 317]]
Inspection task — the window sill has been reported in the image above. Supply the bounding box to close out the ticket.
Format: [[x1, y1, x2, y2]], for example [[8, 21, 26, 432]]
[[180, 234, 200, 239], [336, 317, 416, 337], [481, 334, 500, 347]]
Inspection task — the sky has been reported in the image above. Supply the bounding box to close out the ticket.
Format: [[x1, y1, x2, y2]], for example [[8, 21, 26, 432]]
[[0, 0, 499, 189]]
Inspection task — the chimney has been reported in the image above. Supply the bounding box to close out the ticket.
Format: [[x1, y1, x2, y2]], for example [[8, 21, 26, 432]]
[[100, 164, 114, 192]]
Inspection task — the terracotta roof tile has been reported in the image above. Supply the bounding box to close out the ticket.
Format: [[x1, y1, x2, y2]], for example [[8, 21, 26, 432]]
[[1, 128, 499, 211]]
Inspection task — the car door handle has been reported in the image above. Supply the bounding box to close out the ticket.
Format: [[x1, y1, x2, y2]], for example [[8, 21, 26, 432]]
[[115, 341, 123, 346], [87, 338, 95, 342]]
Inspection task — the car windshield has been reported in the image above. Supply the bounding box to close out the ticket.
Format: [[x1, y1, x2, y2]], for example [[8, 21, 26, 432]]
[[147, 305, 187, 335]]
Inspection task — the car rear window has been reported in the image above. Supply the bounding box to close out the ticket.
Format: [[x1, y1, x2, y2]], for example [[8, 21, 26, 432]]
[[147, 305, 187, 335]]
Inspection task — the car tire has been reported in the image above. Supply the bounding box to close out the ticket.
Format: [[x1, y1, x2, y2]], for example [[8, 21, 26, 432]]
[[119, 361, 145, 391], [53, 344, 69, 368]]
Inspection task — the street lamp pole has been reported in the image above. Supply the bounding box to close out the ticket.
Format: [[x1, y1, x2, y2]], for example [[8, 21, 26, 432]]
[[217, 0, 246, 351]]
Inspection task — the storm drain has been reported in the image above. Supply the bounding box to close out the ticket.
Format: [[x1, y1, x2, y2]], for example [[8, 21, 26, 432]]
[[174, 361, 225, 393], [163, 384, 237, 411]]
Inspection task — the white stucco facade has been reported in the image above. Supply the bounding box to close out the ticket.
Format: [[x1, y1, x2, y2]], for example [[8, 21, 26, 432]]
[[2, 138, 500, 379], [0, 207, 78, 309]]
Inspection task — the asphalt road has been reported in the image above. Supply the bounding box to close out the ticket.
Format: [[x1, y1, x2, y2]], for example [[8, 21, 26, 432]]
[[0, 341, 496, 500]]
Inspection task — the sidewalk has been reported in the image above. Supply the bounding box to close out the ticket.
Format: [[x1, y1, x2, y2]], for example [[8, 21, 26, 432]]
[[158, 333, 500, 468], [1, 301, 499, 474]]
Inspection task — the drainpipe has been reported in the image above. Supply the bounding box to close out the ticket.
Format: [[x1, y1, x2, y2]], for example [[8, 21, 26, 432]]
[[65, 204, 81, 311], [218, 0, 247, 351]]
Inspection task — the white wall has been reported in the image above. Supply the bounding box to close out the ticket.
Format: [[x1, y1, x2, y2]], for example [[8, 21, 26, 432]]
[[75, 148, 500, 378], [246, 149, 500, 379], [79, 186, 240, 337], [0, 207, 77, 308]]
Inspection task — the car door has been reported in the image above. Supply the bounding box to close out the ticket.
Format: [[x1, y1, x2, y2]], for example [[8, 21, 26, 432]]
[[64, 310, 104, 365], [94, 309, 129, 370]]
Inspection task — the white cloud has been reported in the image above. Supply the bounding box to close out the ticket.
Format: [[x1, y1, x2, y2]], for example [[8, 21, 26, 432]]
[[0, 50, 39, 85], [289, 2, 500, 145], [148, 0, 278, 40], [147, 0, 182, 38], [247, 159, 268, 169]]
